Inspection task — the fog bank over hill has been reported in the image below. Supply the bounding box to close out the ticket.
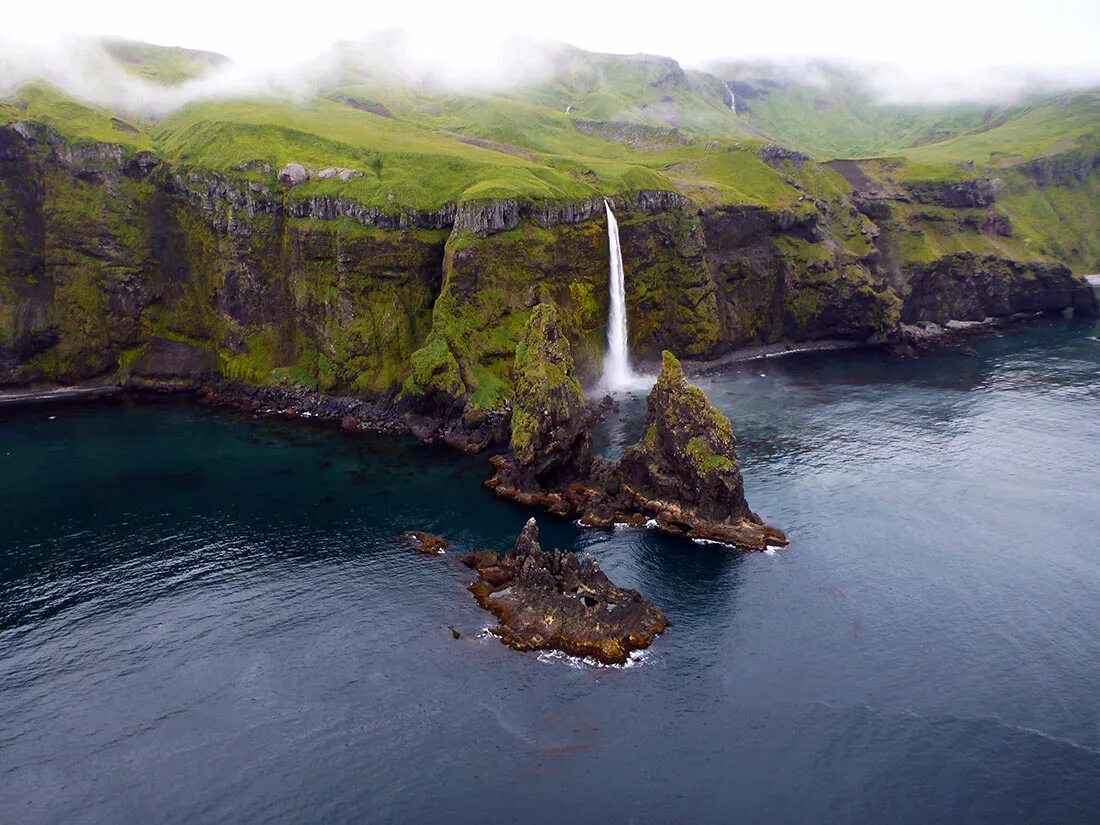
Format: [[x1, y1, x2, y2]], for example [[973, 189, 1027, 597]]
[[0, 36, 321, 117], [3, 0, 1100, 115], [710, 56, 1100, 105]]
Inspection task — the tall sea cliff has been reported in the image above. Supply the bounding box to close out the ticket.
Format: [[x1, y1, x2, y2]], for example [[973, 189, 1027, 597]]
[[2, 115, 1097, 444]]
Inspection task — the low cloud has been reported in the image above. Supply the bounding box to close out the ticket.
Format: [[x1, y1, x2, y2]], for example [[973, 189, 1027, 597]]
[[0, 36, 308, 117], [0, 31, 570, 119], [2, 27, 1100, 121], [709, 56, 1100, 106]]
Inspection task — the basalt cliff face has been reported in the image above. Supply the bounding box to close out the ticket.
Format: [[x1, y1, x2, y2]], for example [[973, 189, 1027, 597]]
[[1, 121, 1097, 446]]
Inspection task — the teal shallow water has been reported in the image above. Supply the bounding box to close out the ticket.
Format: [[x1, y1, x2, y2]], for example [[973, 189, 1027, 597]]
[[2, 317, 1100, 824]]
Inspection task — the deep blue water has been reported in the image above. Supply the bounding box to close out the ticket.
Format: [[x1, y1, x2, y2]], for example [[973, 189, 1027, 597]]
[[3, 317, 1100, 824]]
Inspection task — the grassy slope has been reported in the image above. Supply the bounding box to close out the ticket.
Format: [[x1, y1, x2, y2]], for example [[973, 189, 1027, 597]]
[[715, 67, 1100, 271], [508, 48, 750, 137], [0, 80, 803, 213], [720, 77, 993, 160], [899, 93, 1100, 166], [100, 39, 228, 86], [0, 83, 153, 150], [998, 172, 1100, 267], [714, 63, 1100, 165]]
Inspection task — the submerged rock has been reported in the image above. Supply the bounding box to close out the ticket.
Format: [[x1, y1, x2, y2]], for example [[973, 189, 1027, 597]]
[[462, 519, 668, 664], [404, 531, 450, 555]]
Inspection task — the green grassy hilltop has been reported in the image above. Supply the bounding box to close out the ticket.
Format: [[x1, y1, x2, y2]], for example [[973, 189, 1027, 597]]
[[4, 39, 1098, 226]]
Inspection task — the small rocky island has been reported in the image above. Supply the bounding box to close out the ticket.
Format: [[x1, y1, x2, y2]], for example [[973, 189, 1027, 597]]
[[486, 304, 788, 550], [462, 518, 669, 664]]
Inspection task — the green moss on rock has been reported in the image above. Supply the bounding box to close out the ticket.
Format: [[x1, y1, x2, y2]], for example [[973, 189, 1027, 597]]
[[403, 334, 466, 399], [509, 303, 586, 460], [506, 303, 590, 481], [618, 350, 756, 526]]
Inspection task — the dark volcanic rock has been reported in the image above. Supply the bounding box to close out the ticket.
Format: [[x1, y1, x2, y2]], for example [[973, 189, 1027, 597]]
[[126, 338, 221, 389], [452, 189, 693, 237], [488, 349, 787, 551], [1017, 150, 1100, 186], [193, 378, 508, 453], [905, 178, 998, 208], [901, 254, 1099, 323], [760, 143, 810, 166], [616, 352, 787, 548], [981, 213, 1013, 237], [461, 518, 668, 664]]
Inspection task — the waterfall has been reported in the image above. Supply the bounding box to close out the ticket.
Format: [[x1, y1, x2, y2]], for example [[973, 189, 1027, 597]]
[[599, 200, 650, 393], [730, 91, 736, 114]]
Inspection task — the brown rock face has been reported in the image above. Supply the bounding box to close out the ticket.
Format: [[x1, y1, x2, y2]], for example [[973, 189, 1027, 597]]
[[462, 519, 668, 664], [620, 351, 750, 524], [125, 338, 221, 390], [403, 531, 451, 555]]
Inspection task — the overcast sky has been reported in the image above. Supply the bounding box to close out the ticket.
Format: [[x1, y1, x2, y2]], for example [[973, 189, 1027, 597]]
[[7, 0, 1100, 69], [5, 0, 1100, 102]]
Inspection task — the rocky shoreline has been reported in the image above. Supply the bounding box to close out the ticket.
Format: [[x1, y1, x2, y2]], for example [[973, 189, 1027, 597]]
[[4, 301, 1092, 419], [890, 309, 1088, 356], [679, 338, 862, 376]]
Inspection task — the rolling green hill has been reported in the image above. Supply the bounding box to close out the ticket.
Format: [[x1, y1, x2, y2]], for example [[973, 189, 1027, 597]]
[[100, 39, 229, 86], [711, 60, 1100, 164], [6, 40, 1098, 202]]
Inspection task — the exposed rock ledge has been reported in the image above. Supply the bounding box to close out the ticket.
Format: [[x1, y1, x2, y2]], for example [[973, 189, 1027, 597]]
[[172, 165, 693, 236], [462, 518, 668, 664], [485, 304, 787, 550]]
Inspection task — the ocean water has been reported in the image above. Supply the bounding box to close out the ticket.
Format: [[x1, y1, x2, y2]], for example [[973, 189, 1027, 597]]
[[2, 316, 1100, 824]]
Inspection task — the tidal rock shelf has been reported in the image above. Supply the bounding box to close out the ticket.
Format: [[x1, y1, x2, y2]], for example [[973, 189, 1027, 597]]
[[462, 519, 669, 665], [486, 304, 787, 551]]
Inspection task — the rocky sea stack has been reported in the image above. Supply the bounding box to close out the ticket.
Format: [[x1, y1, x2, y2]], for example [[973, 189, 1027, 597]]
[[462, 518, 668, 664], [616, 351, 788, 548], [487, 306, 787, 550]]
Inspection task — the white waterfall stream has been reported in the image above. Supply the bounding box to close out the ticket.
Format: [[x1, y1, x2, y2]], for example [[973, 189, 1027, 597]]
[[599, 200, 651, 393]]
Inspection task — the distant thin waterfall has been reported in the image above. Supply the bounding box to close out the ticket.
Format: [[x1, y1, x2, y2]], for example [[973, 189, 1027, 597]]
[[600, 200, 650, 392], [730, 91, 736, 113]]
